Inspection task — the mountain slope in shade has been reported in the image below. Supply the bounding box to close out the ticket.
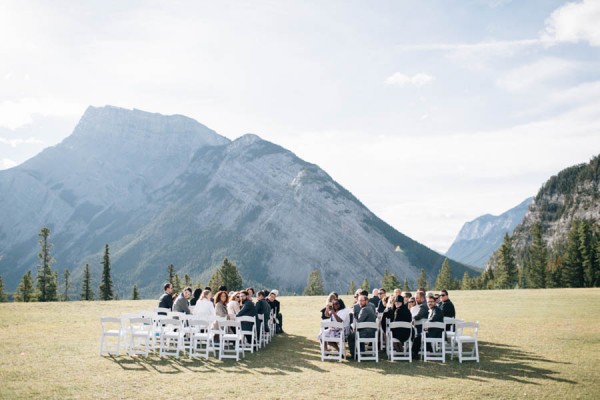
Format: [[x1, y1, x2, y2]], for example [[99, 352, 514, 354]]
[[446, 197, 533, 268], [0, 106, 477, 296]]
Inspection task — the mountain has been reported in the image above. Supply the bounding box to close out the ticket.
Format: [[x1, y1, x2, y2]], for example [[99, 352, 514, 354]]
[[446, 197, 533, 268], [0, 106, 478, 296]]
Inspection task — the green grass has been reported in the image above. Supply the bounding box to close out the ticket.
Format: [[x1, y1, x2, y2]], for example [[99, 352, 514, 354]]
[[0, 289, 598, 399]]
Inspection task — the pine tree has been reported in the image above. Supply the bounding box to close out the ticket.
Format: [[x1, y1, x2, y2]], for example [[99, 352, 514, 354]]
[[546, 255, 564, 288], [99, 244, 114, 300], [403, 278, 409, 292], [80, 263, 94, 300], [564, 221, 584, 287], [15, 271, 34, 302], [167, 264, 175, 285], [381, 269, 400, 292], [527, 222, 547, 288], [132, 284, 140, 300], [303, 270, 325, 296], [0, 276, 7, 302], [461, 271, 472, 290], [495, 233, 518, 289], [208, 258, 243, 291], [36, 227, 58, 302], [417, 268, 428, 290], [578, 220, 595, 287], [434, 258, 453, 290], [173, 274, 182, 294], [347, 280, 356, 295], [62, 268, 71, 301], [360, 278, 371, 293], [184, 274, 192, 288]]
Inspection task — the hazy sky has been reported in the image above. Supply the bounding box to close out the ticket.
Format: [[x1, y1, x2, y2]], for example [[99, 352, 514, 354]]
[[1, 0, 599, 252]]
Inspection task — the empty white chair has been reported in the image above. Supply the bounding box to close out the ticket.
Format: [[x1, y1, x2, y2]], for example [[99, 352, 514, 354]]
[[444, 317, 462, 357], [219, 320, 243, 361], [236, 316, 257, 354], [100, 317, 124, 355], [454, 321, 480, 363], [189, 319, 215, 359], [319, 320, 345, 362], [159, 318, 183, 358], [355, 322, 379, 362], [422, 321, 446, 362], [257, 314, 267, 349], [128, 317, 153, 357], [386, 321, 413, 362]]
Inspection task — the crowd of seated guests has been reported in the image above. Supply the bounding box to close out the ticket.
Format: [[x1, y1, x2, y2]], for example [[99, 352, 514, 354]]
[[319, 286, 456, 360]]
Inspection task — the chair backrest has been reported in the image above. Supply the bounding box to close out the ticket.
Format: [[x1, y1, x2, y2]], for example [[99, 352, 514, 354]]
[[388, 321, 412, 330], [219, 320, 240, 334], [154, 307, 170, 314], [321, 320, 344, 331], [355, 322, 378, 330], [159, 318, 182, 332], [457, 321, 479, 337], [130, 317, 152, 331], [100, 317, 122, 331], [189, 319, 210, 332], [444, 317, 462, 331], [168, 311, 185, 319], [423, 321, 445, 330]]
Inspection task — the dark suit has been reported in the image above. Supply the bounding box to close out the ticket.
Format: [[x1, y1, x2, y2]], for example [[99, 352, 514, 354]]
[[439, 298, 456, 330], [426, 306, 444, 339], [158, 292, 173, 313], [255, 298, 271, 333], [391, 304, 412, 343], [368, 297, 380, 309], [268, 299, 283, 333], [411, 301, 429, 359], [348, 304, 377, 358], [237, 299, 257, 333]]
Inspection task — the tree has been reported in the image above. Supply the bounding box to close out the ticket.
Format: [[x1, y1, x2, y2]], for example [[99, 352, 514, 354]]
[[434, 258, 453, 290], [578, 220, 596, 287], [347, 280, 356, 295], [184, 274, 192, 288], [546, 255, 564, 288], [132, 284, 140, 300], [62, 268, 71, 301], [381, 269, 400, 292], [360, 278, 371, 293], [99, 244, 114, 300], [303, 270, 325, 296], [36, 227, 58, 302], [564, 221, 584, 287], [80, 263, 94, 300], [527, 222, 547, 288], [0, 276, 7, 302], [15, 271, 34, 302], [461, 271, 473, 290], [208, 258, 243, 291], [417, 268, 429, 290], [167, 264, 175, 285], [495, 234, 518, 289], [172, 274, 182, 294], [403, 278, 410, 292]]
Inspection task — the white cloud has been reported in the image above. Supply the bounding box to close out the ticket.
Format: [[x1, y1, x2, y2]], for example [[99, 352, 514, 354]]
[[0, 98, 84, 130], [496, 57, 580, 92], [543, 0, 600, 46], [0, 158, 17, 169], [0, 136, 44, 148], [386, 72, 434, 87]]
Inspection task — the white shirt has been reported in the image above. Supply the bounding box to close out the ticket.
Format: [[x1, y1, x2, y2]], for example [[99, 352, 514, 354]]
[[193, 298, 216, 320]]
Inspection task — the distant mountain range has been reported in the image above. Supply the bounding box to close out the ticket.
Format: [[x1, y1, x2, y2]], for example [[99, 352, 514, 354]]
[[446, 197, 533, 268], [0, 106, 477, 296]]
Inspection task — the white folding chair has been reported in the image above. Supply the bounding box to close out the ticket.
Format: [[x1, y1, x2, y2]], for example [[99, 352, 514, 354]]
[[189, 319, 215, 359], [128, 317, 153, 357], [444, 317, 462, 358], [267, 310, 275, 342], [386, 321, 413, 362], [154, 307, 170, 315], [219, 320, 243, 361], [319, 320, 345, 362], [454, 321, 480, 363], [159, 318, 183, 358], [236, 316, 257, 354], [422, 321, 446, 362], [355, 322, 379, 362], [257, 314, 267, 348], [100, 317, 124, 355]]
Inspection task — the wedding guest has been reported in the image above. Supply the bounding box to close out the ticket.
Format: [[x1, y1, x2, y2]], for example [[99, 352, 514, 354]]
[[193, 289, 215, 320]]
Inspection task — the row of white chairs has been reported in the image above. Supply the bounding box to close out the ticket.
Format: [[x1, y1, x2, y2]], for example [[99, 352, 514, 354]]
[[319, 317, 479, 363], [100, 307, 277, 361]]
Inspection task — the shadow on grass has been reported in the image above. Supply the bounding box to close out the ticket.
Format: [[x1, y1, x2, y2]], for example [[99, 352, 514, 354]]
[[103, 333, 328, 375], [342, 340, 577, 385]]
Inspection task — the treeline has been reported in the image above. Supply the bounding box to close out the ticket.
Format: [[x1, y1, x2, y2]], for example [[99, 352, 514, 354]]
[[0, 227, 245, 303]]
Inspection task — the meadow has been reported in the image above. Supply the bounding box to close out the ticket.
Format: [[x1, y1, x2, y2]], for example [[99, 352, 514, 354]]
[[0, 289, 598, 399]]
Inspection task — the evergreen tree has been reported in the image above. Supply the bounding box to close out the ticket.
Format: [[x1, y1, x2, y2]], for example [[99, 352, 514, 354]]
[[564, 221, 584, 287], [62, 268, 71, 301], [167, 264, 176, 285], [381, 269, 400, 292], [303, 270, 325, 296], [360, 278, 371, 293], [36, 227, 58, 302], [99, 244, 114, 300], [347, 280, 356, 295], [462, 271, 473, 290], [80, 263, 94, 300], [495, 233, 518, 289], [417, 268, 429, 290], [527, 222, 547, 288], [578, 220, 595, 287], [596, 240, 600, 287], [15, 271, 34, 302], [403, 278, 409, 292], [132, 284, 140, 300], [194, 278, 203, 291], [184, 274, 192, 288], [434, 258, 453, 290], [208, 258, 243, 291], [173, 274, 182, 294], [0, 276, 7, 302]]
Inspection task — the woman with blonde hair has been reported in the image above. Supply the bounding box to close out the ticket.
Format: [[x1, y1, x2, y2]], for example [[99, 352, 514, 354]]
[[320, 292, 338, 319], [227, 291, 241, 319], [193, 289, 215, 320]]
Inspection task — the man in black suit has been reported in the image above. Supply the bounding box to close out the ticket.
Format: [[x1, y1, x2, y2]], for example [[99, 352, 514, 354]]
[[268, 290, 283, 334], [368, 288, 380, 309], [425, 295, 444, 338], [255, 290, 271, 335], [348, 295, 377, 359], [237, 290, 257, 342], [438, 289, 456, 331], [411, 291, 429, 360], [158, 283, 173, 314]]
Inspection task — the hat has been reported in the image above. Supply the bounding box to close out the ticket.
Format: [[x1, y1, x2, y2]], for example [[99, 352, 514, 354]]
[[270, 289, 279, 296], [394, 295, 404, 303]]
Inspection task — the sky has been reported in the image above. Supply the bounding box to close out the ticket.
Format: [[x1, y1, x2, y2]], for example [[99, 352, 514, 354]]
[[1, 0, 599, 253]]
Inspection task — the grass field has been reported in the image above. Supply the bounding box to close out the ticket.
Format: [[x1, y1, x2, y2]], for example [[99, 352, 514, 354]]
[[1, 289, 599, 399]]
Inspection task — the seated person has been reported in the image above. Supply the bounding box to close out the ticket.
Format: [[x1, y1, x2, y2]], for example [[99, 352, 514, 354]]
[[321, 299, 350, 352], [158, 282, 174, 313], [390, 295, 412, 351], [173, 286, 193, 315]]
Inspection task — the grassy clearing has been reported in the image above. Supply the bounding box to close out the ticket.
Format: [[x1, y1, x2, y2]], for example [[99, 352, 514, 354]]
[[0, 289, 598, 399]]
